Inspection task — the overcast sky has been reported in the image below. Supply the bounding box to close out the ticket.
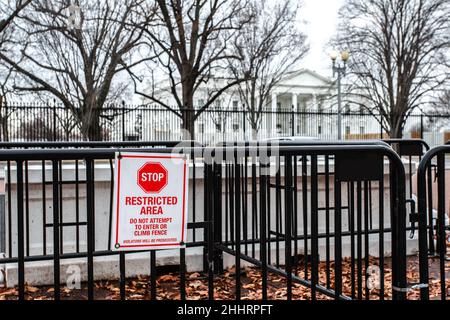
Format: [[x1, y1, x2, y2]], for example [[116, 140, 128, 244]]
[[299, 0, 345, 76]]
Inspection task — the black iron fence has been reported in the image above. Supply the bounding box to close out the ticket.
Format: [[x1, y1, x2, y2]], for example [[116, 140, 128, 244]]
[[1, 102, 450, 147]]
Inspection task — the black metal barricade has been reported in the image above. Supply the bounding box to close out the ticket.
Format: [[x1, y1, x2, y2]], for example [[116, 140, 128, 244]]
[[383, 139, 431, 244], [0, 142, 207, 301], [0, 143, 409, 300], [207, 145, 408, 300], [416, 146, 450, 300]]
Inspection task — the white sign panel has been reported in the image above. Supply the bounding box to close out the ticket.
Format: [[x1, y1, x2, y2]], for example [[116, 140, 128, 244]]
[[111, 153, 189, 251]]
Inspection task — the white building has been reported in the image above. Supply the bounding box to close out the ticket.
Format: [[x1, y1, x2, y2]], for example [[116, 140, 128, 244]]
[[139, 69, 381, 144]]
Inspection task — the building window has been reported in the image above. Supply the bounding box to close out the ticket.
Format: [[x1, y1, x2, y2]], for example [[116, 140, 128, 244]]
[[232, 100, 239, 111], [359, 105, 365, 115], [344, 104, 351, 114], [317, 99, 323, 113]]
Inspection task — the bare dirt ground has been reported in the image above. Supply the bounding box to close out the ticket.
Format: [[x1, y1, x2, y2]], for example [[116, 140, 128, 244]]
[[1, 254, 449, 301]]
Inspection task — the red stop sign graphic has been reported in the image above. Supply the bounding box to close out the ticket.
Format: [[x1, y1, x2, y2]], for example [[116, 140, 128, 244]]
[[137, 162, 168, 194]]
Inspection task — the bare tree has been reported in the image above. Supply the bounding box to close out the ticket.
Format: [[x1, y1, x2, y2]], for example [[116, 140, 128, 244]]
[[0, 0, 33, 141], [227, 0, 308, 139], [129, 0, 253, 139], [0, 66, 16, 141], [335, 0, 450, 138], [431, 89, 450, 115], [0, 0, 32, 34], [0, 0, 156, 140]]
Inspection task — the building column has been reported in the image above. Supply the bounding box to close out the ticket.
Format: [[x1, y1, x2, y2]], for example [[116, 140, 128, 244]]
[[272, 93, 278, 135], [292, 93, 298, 135], [312, 94, 318, 111]]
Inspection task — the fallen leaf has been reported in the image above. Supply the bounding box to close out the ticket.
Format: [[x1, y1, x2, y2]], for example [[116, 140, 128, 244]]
[[191, 281, 203, 289], [159, 274, 177, 282], [26, 286, 39, 293]]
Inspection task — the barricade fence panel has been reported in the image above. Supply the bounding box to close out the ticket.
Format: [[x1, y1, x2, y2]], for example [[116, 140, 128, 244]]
[[0, 143, 414, 301], [416, 146, 450, 301], [206, 145, 407, 300]]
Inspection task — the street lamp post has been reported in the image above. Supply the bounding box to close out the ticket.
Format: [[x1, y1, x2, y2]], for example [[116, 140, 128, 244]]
[[330, 50, 350, 140]]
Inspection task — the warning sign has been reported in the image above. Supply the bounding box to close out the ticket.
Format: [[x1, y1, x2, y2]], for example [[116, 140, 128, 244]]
[[111, 153, 189, 251]]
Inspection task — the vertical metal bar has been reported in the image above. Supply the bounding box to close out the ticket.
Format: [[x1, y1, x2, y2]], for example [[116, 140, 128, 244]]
[[243, 156, 248, 257], [293, 156, 299, 276], [180, 248, 186, 300], [203, 163, 209, 272], [426, 166, 435, 255], [86, 159, 95, 300], [420, 114, 424, 140], [58, 161, 63, 255], [267, 163, 272, 266], [234, 153, 241, 300], [7, 161, 12, 258], [53, 103, 57, 141], [390, 161, 407, 301], [334, 175, 342, 300], [356, 181, 363, 300], [350, 181, 356, 299], [260, 159, 268, 300], [251, 160, 257, 259], [108, 159, 114, 251], [150, 251, 157, 300], [52, 161, 61, 300], [310, 155, 318, 300], [369, 182, 373, 230], [436, 154, 446, 300], [285, 155, 293, 301], [16, 161, 25, 300], [75, 160, 80, 253], [193, 156, 196, 243], [208, 163, 216, 299], [378, 178, 385, 300], [213, 163, 223, 273], [225, 165, 229, 246], [363, 181, 370, 300], [275, 157, 281, 268], [122, 101, 126, 141], [25, 162, 30, 257], [229, 164, 235, 251], [408, 156, 413, 199], [41, 161, 47, 256], [302, 156, 309, 280], [119, 252, 126, 301], [325, 155, 331, 288]]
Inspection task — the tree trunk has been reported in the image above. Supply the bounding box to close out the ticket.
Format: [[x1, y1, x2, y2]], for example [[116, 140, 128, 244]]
[[181, 112, 195, 141], [0, 96, 7, 142], [389, 114, 404, 139], [81, 107, 103, 141], [251, 122, 258, 140], [181, 87, 196, 141]]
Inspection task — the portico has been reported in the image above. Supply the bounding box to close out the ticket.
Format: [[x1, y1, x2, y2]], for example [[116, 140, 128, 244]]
[[263, 69, 335, 135]]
